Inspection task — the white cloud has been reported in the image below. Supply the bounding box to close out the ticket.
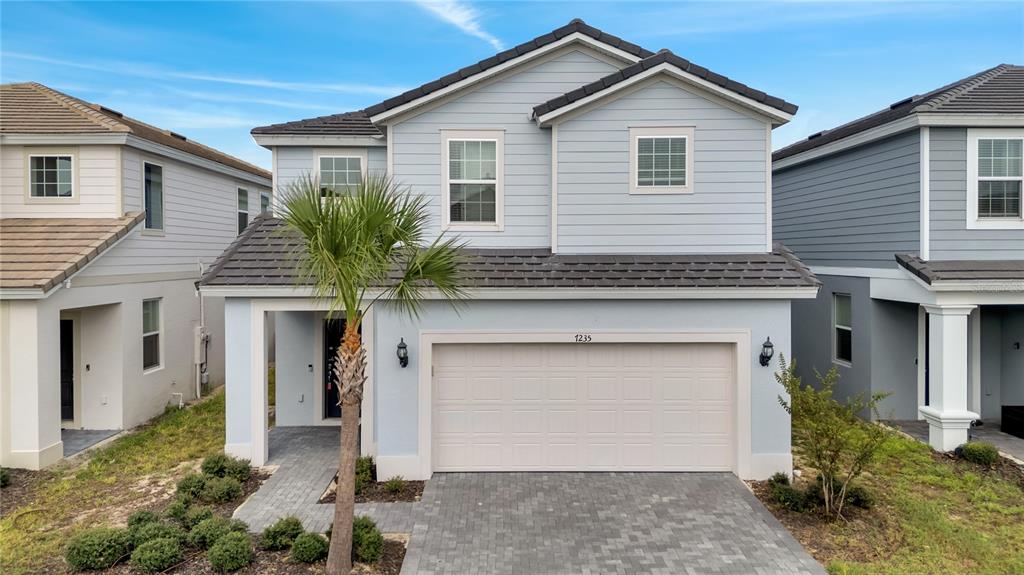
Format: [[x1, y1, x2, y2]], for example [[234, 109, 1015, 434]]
[[413, 0, 503, 50]]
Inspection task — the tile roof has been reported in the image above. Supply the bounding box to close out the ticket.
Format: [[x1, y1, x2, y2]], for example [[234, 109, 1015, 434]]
[[774, 64, 1024, 162], [250, 110, 382, 136], [896, 254, 1024, 285], [532, 49, 797, 120], [1, 83, 271, 179], [0, 212, 145, 292], [199, 216, 819, 290]]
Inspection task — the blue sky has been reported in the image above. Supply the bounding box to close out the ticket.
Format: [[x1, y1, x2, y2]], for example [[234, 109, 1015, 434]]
[[3, 1, 1022, 168]]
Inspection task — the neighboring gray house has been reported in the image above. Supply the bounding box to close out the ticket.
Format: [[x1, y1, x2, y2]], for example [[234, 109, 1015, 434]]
[[199, 20, 820, 481], [0, 83, 272, 469], [773, 65, 1024, 451]]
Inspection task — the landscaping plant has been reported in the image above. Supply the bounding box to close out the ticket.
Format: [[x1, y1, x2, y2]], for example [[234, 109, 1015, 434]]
[[351, 516, 384, 564], [355, 455, 375, 494], [291, 532, 330, 563], [384, 475, 405, 495], [775, 354, 889, 520], [126, 510, 160, 531], [182, 505, 214, 530], [176, 472, 206, 499], [130, 537, 182, 573], [958, 441, 999, 466], [1, 467, 10, 488], [201, 453, 252, 483], [279, 172, 466, 574], [188, 517, 248, 550], [64, 527, 132, 571], [259, 516, 305, 550], [130, 521, 186, 547], [200, 476, 243, 504], [207, 531, 254, 572]]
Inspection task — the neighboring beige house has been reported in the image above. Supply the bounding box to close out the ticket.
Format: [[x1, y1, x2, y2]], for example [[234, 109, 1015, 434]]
[[0, 83, 272, 469]]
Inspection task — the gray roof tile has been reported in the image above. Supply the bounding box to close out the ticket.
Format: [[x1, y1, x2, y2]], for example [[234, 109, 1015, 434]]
[[896, 254, 1024, 285]]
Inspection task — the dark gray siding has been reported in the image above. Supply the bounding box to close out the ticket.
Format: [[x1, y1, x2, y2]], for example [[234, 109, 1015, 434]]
[[773, 130, 921, 268], [929, 128, 1024, 260]]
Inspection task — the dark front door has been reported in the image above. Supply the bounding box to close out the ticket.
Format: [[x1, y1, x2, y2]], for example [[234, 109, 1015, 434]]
[[60, 319, 74, 421], [324, 319, 344, 419]]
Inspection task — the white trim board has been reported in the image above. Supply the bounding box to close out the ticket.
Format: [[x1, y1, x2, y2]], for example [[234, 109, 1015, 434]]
[[965, 128, 1024, 230], [410, 329, 755, 480], [253, 134, 386, 149], [919, 127, 931, 260]]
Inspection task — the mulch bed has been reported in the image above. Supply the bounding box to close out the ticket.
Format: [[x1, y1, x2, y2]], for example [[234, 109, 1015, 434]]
[[319, 476, 425, 504], [933, 450, 1024, 488], [0, 467, 55, 518]]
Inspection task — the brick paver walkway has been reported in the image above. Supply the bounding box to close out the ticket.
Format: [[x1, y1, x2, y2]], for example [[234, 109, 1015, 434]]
[[235, 427, 824, 574]]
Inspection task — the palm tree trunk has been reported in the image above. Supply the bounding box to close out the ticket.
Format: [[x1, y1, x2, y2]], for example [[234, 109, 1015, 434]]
[[326, 321, 365, 575]]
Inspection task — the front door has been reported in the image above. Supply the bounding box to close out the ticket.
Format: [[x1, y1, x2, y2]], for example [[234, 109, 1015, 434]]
[[323, 319, 344, 419], [60, 319, 74, 421]]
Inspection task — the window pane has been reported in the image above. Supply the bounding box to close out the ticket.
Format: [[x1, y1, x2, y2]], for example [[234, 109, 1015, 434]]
[[636, 137, 686, 187], [238, 212, 248, 233], [145, 164, 164, 229], [29, 156, 72, 197], [835, 294, 851, 327], [449, 183, 496, 223], [57, 182, 72, 197], [979, 180, 1022, 218], [143, 334, 160, 370], [237, 189, 248, 211], [481, 140, 496, 161], [979, 138, 1024, 177], [836, 328, 852, 363], [261, 193, 270, 213], [143, 299, 160, 333]]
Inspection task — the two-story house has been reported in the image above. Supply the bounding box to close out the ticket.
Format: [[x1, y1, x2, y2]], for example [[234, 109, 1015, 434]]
[[0, 83, 272, 469], [198, 20, 819, 481], [773, 65, 1024, 452]]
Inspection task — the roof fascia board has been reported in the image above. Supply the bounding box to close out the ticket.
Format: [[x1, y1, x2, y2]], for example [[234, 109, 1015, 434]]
[[252, 134, 386, 149], [199, 285, 819, 299], [124, 135, 271, 187], [369, 32, 642, 124], [916, 113, 1024, 127], [537, 62, 794, 126], [0, 133, 128, 145], [772, 116, 920, 171]]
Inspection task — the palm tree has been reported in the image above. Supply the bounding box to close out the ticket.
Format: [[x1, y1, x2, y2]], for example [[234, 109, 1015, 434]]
[[279, 173, 465, 574]]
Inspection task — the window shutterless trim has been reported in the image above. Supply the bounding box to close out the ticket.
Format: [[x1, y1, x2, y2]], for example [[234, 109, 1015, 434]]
[[24, 148, 79, 204], [966, 128, 1024, 230], [628, 126, 694, 194], [142, 298, 162, 372], [260, 191, 271, 214], [833, 293, 852, 366], [315, 149, 368, 195], [440, 129, 505, 232], [142, 160, 165, 233], [237, 188, 249, 234]]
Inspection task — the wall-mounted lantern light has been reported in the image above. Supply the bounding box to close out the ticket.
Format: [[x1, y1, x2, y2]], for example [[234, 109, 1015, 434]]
[[759, 337, 774, 367], [397, 338, 409, 368]]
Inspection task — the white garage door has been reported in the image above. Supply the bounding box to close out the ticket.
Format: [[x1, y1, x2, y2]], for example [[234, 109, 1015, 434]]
[[432, 342, 735, 472]]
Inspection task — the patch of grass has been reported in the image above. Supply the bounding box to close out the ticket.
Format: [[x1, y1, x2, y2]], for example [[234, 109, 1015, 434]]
[[0, 390, 226, 575]]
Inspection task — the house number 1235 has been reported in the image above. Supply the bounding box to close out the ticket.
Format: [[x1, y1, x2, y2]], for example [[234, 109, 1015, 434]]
[[574, 334, 592, 343]]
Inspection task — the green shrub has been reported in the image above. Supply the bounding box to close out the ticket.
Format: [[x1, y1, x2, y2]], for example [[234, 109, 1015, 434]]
[[207, 532, 254, 572], [0, 467, 10, 488], [383, 475, 404, 494], [352, 516, 384, 564], [127, 510, 161, 530], [65, 527, 132, 570], [259, 516, 304, 550], [767, 472, 790, 487], [182, 505, 214, 530], [130, 537, 182, 573], [844, 484, 874, 510], [131, 521, 185, 547], [290, 532, 329, 563], [200, 476, 243, 504], [960, 441, 1000, 466], [188, 517, 248, 550], [223, 458, 252, 483], [201, 453, 252, 483], [165, 495, 191, 524], [176, 472, 206, 499], [770, 483, 808, 512], [355, 455, 375, 494]]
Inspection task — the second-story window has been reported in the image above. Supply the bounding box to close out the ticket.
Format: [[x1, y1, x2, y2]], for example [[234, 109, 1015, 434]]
[[319, 156, 362, 196], [629, 127, 694, 194], [977, 138, 1022, 219], [144, 163, 164, 230], [237, 188, 249, 234], [261, 191, 270, 214], [30, 155, 73, 197], [442, 130, 504, 230]]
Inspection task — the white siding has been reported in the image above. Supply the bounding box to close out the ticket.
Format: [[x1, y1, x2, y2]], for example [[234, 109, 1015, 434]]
[[0, 144, 121, 218], [390, 47, 623, 248], [557, 79, 770, 253]]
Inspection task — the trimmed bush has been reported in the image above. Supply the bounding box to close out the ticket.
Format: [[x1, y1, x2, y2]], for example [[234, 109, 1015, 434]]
[[127, 510, 161, 530], [200, 476, 243, 504], [355, 455, 375, 494], [201, 453, 252, 483], [176, 472, 206, 499], [165, 495, 192, 524], [959, 441, 1000, 466], [207, 532, 254, 572], [844, 484, 874, 510], [352, 516, 384, 564], [188, 517, 248, 550], [65, 527, 132, 570], [182, 505, 214, 530], [384, 475, 404, 494], [0, 467, 10, 488], [259, 516, 304, 550], [770, 483, 808, 512], [131, 521, 185, 547], [130, 537, 182, 573], [291, 532, 329, 563], [767, 472, 790, 487]]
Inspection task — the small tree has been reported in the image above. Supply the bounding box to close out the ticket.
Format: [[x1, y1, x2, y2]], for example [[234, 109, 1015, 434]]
[[775, 354, 889, 520]]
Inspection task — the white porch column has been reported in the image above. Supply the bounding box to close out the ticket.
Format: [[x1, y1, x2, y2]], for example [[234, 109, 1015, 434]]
[[920, 304, 977, 451]]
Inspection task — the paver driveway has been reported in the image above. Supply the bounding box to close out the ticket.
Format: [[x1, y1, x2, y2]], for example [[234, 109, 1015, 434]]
[[402, 472, 824, 575]]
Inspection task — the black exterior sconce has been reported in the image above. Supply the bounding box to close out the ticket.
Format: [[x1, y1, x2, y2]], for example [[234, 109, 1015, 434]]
[[759, 337, 774, 367], [397, 338, 409, 368]]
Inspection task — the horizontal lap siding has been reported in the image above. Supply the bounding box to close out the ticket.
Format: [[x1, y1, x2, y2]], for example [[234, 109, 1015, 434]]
[[773, 131, 920, 267], [391, 48, 621, 248], [557, 80, 768, 254], [274, 147, 386, 193], [0, 144, 120, 218], [929, 128, 1024, 260]]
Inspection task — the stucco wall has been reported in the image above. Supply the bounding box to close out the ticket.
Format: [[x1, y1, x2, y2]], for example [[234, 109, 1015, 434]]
[[274, 311, 316, 426]]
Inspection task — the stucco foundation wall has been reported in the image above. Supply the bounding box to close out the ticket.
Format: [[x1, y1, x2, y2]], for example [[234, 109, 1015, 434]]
[[369, 299, 793, 459], [870, 298, 919, 420], [274, 311, 316, 426]]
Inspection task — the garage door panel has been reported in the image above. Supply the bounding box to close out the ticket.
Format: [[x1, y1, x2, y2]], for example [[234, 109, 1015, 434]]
[[433, 342, 734, 472]]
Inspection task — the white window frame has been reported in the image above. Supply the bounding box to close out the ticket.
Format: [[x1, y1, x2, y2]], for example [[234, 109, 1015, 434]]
[[315, 149, 368, 196], [966, 128, 1024, 229], [629, 126, 695, 195], [441, 129, 505, 232], [25, 149, 78, 203], [142, 161, 165, 233], [833, 293, 853, 366], [260, 191, 271, 214], [142, 298, 162, 373], [237, 188, 249, 234]]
